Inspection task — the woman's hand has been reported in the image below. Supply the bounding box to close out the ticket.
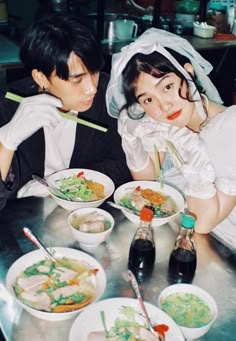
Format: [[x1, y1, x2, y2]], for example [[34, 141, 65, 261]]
[[0, 94, 63, 151], [118, 111, 149, 172]]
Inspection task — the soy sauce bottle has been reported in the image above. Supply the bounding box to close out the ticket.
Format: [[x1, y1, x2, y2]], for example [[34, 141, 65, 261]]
[[168, 214, 197, 284], [128, 207, 155, 280]]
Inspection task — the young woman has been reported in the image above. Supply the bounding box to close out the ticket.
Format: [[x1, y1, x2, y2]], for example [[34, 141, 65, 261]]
[[106, 28, 236, 248], [0, 13, 132, 210]]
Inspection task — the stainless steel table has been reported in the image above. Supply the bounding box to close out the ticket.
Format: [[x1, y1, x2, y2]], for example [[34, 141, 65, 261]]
[[0, 196, 236, 341]]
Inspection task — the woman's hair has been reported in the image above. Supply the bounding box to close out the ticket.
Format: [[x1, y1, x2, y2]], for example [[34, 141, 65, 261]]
[[20, 13, 104, 80], [121, 48, 205, 119]]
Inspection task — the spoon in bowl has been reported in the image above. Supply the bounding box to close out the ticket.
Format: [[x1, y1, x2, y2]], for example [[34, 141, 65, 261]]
[[23, 227, 58, 263], [32, 174, 73, 201], [128, 270, 158, 337]]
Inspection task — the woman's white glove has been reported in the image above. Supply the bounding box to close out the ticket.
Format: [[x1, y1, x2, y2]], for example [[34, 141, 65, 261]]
[[133, 116, 216, 199], [168, 127, 216, 199], [0, 94, 63, 150], [118, 111, 149, 172]]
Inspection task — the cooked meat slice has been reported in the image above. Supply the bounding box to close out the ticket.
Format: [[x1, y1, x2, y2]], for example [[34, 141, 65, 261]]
[[37, 265, 51, 273], [160, 197, 175, 213], [83, 212, 105, 222], [79, 220, 105, 233], [52, 266, 77, 282], [51, 284, 80, 300], [20, 291, 51, 311], [131, 190, 147, 210], [17, 274, 48, 291], [77, 277, 96, 296]]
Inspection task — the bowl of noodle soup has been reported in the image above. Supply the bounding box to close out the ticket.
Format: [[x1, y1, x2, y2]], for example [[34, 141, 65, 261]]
[[46, 168, 115, 211], [114, 180, 185, 226], [6, 247, 106, 321]]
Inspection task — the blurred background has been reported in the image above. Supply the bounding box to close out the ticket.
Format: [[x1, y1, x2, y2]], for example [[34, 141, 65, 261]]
[[0, 0, 236, 105]]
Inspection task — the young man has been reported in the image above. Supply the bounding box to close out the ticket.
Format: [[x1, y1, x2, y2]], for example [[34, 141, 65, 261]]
[[0, 13, 131, 210]]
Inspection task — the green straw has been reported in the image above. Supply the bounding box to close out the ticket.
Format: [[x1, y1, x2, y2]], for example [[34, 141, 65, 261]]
[[165, 139, 184, 166], [154, 144, 164, 189], [5, 91, 108, 133]]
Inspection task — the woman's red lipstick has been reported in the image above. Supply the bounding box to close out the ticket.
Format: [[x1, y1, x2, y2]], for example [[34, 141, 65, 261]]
[[167, 109, 182, 120]]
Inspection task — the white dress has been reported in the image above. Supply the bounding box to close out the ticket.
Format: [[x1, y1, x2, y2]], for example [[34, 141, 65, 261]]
[[127, 106, 236, 249]]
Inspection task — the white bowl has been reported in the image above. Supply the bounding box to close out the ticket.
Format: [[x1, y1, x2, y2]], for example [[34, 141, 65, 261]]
[[158, 283, 218, 340], [193, 22, 215, 38], [47, 168, 115, 211], [113, 180, 185, 226], [68, 207, 115, 249], [6, 247, 106, 321]]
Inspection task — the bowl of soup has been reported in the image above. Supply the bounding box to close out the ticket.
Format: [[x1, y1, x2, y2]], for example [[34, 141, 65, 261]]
[[113, 180, 185, 226], [6, 247, 106, 321], [68, 208, 115, 249], [47, 168, 115, 211], [158, 283, 218, 340]]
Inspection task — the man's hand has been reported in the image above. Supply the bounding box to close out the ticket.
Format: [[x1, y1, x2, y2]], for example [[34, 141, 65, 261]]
[[0, 94, 63, 151]]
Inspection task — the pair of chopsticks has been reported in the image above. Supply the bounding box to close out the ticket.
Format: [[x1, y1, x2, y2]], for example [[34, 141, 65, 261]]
[[5, 92, 108, 133], [154, 140, 185, 189], [154, 144, 164, 189], [165, 139, 184, 166]]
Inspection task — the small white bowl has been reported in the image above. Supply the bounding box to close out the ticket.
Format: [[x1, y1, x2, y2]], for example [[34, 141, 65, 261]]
[[47, 168, 115, 211], [193, 22, 216, 38], [68, 207, 115, 249], [6, 247, 106, 321], [158, 283, 218, 340], [113, 180, 185, 226]]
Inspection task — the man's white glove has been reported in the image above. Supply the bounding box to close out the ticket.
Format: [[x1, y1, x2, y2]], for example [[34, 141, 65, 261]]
[[118, 111, 149, 172], [0, 94, 63, 150]]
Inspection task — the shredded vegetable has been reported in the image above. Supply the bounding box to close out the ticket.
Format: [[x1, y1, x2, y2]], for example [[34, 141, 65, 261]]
[[56, 172, 105, 201]]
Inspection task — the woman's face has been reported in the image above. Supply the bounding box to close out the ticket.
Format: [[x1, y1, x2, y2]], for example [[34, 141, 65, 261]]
[[47, 52, 99, 112], [135, 71, 196, 128]]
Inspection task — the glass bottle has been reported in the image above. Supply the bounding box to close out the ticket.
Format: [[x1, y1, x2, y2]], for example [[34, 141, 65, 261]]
[[168, 213, 196, 284], [128, 207, 155, 280]]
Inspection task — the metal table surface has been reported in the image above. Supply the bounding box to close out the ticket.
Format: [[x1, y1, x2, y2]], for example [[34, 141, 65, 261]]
[[0, 196, 236, 341]]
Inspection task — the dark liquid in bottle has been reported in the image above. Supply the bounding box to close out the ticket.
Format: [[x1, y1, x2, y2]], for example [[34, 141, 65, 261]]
[[168, 248, 196, 284], [128, 239, 155, 278]]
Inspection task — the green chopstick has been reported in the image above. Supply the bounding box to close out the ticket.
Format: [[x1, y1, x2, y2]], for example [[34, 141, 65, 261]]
[[154, 144, 164, 189], [5, 91, 108, 133], [165, 139, 184, 166]]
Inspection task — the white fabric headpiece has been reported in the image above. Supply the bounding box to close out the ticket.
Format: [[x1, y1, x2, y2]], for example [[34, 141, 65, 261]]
[[106, 28, 223, 119]]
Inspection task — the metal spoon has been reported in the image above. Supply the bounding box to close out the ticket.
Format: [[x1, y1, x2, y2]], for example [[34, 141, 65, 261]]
[[128, 270, 157, 336], [32, 174, 72, 201], [107, 201, 139, 216], [23, 227, 57, 263]]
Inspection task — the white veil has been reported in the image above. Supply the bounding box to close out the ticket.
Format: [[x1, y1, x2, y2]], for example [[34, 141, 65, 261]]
[[106, 28, 223, 120]]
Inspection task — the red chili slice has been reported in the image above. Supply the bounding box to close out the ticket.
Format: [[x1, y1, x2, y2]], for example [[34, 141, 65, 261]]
[[153, 324, 169, 337], [92, 268, 99, 275], [77, 171, 85, 178]]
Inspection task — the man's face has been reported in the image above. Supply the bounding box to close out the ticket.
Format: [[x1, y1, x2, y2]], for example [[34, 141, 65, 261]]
[[47, 52, 99, 112]]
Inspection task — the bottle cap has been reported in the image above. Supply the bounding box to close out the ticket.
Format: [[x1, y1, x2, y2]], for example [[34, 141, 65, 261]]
[[181, 214, 195, 228], [140, 207, 154, 222]]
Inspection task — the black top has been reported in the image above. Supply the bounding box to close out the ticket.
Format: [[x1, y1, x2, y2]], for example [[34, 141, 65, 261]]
[[0, 73, 132, 210]]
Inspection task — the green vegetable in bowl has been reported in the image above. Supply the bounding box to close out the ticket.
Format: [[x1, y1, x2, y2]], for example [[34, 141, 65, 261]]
[[161, 292, 213, 328]]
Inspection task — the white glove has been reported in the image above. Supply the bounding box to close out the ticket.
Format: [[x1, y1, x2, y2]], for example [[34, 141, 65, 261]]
[[167, 127, 216, 199], [118, 111, 149, 172], [0, 94, 63, 150]]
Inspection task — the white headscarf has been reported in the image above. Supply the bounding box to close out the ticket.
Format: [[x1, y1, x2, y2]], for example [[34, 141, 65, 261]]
[[106, 28, 223, 120]]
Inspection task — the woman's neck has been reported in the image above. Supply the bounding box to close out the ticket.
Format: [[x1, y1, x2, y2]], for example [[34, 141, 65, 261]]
[[187, 97, 226, 133]]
